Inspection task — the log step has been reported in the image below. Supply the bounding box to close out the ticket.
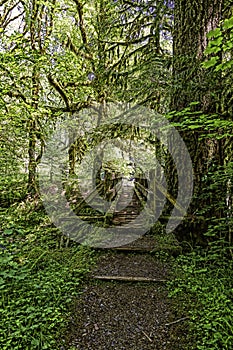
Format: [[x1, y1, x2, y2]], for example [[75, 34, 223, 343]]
[[92, 275, 167, 282], [111, 246, 153, 252]]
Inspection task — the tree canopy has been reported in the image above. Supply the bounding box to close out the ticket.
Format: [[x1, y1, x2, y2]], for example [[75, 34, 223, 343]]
[[0, 0, 232, 243]]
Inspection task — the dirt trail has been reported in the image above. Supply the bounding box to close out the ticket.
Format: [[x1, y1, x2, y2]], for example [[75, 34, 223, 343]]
[[63, 240, 190, 350]]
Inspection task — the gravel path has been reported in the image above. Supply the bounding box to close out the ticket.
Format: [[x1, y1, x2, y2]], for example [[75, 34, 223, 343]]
[[64, 252, 190, 350]]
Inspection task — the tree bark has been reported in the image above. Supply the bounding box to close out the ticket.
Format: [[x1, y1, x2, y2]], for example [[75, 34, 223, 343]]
[[169, 0, 225, 244]]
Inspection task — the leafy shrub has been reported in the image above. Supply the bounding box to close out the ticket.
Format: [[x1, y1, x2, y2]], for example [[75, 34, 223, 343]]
[[0, 174, 27, 207], [202, 16, 233, 71], [0, 216, 95, 350], [168, 249, 233, 350]]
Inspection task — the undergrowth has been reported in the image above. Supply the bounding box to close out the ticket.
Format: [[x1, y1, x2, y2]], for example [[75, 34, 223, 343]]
[[168, 243, 233, 350], [1, 198, 232, 349], [0, 203, 96, 350]]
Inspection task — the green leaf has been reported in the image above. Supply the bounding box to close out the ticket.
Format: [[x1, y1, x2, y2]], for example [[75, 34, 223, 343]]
[[202, 56, 219, 69], [216, 60, 233, 71], [205, 46, 221, 55], [210, 36, 223, 46], [207, 28, 221, 38], [3, 229, 14, 236], [223, 41, 233, 51], [223, 17, 233, 30], [189, 101, 200, 106], [188, 125, 200, 130], [214, 63, 224, 72]]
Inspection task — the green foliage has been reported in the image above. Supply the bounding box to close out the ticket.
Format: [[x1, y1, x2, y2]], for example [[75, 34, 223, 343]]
[[169, 74, 232, 341], [203, 16, 233, 71], [0, 207, 96, 350], [168, 249, 233, 350], [0, 174, 27, 207], [198, 161, 232, 231], [167, 103, 233, 135], [0, 2, 232, 349]]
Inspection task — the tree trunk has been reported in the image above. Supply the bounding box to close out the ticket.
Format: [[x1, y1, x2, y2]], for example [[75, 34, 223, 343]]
[[169, 0, 225, 244], [27, 68, 40, 196]]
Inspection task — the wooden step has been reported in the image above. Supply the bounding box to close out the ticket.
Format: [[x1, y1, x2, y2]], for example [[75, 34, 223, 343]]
[[93, 275, 167, 282], [111, 245, 153, 252]]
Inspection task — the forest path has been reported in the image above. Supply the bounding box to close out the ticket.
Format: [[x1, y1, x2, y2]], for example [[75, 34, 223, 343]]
[[63, 237, 190, 350]]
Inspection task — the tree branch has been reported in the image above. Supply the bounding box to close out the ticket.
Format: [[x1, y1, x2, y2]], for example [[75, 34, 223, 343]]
[[47, 74, 70, 110], [44, 101, 91, 113], [65, 33, 92, 60], [73, 0, 88, 45]]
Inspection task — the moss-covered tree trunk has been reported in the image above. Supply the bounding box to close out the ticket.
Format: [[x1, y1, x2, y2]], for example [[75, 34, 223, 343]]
[[28, 0, 40, 196], [169, 0, 225, 243]]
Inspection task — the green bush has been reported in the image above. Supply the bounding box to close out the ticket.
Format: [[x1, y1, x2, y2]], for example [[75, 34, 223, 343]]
[[0, 174, 28, 207], [168, 249, 233, 350], [0, 217, 95, 350]]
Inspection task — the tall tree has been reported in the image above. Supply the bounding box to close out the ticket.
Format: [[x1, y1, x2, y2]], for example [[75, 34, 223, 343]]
[[170, 0, 232, 243]]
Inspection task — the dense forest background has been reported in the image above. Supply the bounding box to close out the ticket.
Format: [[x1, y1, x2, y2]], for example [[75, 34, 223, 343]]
[[0, 1, 232, 349]]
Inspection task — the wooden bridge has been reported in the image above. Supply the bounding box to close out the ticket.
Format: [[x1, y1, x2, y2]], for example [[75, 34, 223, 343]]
[[64, 169, 181, 254], [70, 175, 150, 226]]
